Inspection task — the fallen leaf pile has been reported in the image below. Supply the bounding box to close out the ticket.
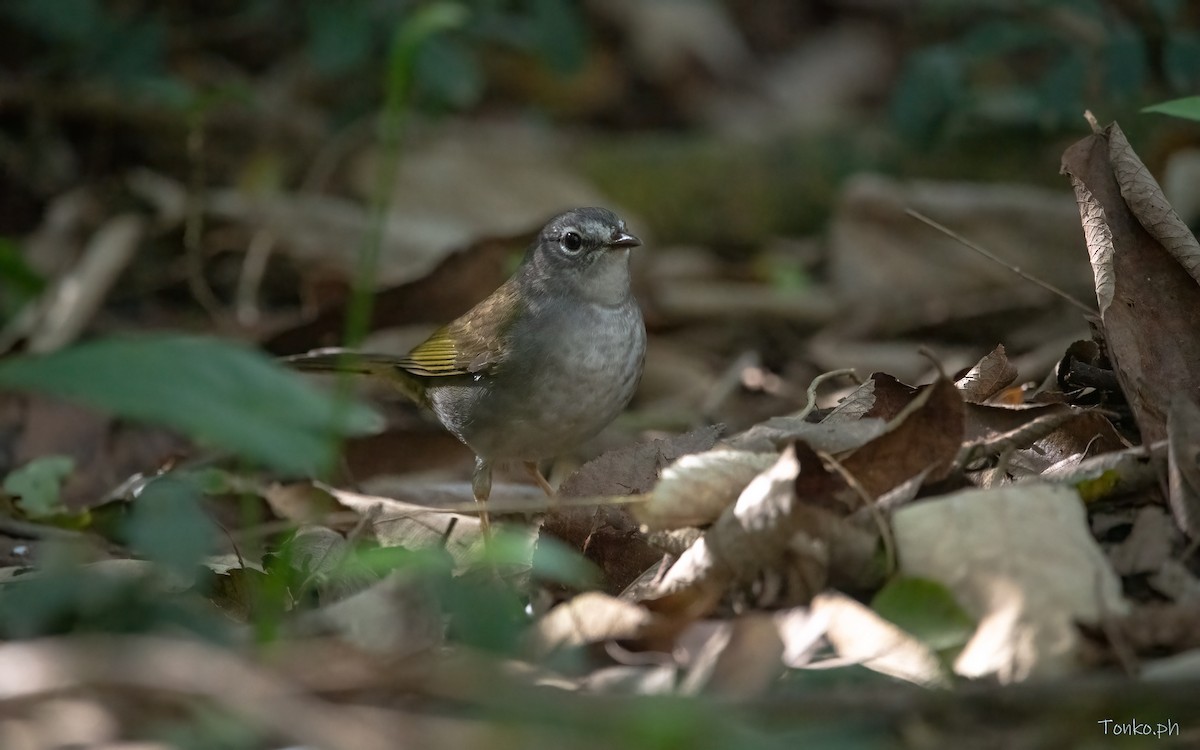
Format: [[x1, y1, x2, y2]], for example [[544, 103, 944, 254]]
[[4, 112, 1200, 748]]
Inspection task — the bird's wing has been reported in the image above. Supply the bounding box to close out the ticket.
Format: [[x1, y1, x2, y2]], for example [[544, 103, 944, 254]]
[[397, 283, 519, 377]]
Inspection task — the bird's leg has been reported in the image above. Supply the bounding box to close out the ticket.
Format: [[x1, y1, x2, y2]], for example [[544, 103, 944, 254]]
[[472, 456, 494, 537], [523, 461, 556, 497]]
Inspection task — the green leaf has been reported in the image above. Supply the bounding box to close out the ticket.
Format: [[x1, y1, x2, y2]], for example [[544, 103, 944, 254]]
[[3, 455, 75, 518], [0, 335, 380, 475], [871, 576, 975, 653], [1142, 95, 1200, 121], [530, 534, 601, 589], [125, 474, 217, 576]]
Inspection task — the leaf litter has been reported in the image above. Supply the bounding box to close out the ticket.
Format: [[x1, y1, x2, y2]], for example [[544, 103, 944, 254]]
[[4, 114, 1200, 748]]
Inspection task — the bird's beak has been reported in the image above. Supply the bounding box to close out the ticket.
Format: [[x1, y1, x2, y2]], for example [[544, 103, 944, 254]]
[[608, 231, 641, 249]]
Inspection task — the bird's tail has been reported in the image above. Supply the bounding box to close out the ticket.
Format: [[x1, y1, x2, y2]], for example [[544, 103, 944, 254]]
[[283, 348, 426, 404]]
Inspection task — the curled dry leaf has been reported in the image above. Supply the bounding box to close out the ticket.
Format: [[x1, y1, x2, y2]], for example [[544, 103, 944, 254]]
[[892, 484, 1128, 682], [955, 344, 1018, 404], [810, 591, 948, 687], [1038, 441, 1163, 503], [822, 378, 876, 423], [647, 445, 880, 616], [1106, 125, 1200, 285], [634, 451, 778, 530], [1061, 120, 1200, 444], [526, 592, 676, 660]]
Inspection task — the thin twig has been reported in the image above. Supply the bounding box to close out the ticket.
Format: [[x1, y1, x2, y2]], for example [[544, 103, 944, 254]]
[[793, 368, 859, 421], [905, 208, 1095, 316]]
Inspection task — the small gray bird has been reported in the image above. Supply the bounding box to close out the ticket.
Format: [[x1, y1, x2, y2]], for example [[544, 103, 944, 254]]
[[287, 207, 646, 521]]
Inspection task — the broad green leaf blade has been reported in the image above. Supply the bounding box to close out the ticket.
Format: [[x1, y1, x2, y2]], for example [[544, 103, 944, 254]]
[[1142, 96, 1200, 122], [126, 474, 217, 576], [871, 576, 975, 653], [3, 455, 75, 518], [0, 335, 380, 475]]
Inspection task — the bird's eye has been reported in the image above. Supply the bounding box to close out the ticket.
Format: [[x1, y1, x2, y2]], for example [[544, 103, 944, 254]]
[[561, 231, 583, 253]]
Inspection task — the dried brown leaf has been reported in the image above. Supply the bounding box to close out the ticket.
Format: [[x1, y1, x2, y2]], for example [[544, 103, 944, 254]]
[[1107, 125, 1200, 285], [1061, 121, 1200, 444], [546, 426, 723, 593], [955, 344, 1018, 403], [822, 378, 876, 423], [842, 375, 964, 497]]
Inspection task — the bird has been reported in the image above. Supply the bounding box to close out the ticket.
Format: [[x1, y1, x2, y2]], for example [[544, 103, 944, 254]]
[[286, 207, 646, 528]]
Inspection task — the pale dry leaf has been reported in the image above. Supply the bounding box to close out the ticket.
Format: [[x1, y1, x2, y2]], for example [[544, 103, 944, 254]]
[[652, 447, 804, 602], [810, 592, 948, 687], [893, 484, 1128, 682], [676, 614, 784, 698], [1107, 123, 1200, 286], [287, 570, 443, 657], [1147, 560, 1200, 603], [326, 484, 539, 574], [1107, 506, 1175, 576], [1064, 174, 1116, 315], [29, 214, 144, 353], [822, 378, 876, 424], [647, 445, 879, 614], [634, 451, 778, 530], [579, 665, 678, 695], [775, 606, 830, 668], [526, 592, 670, 659], [1038, 441, 1163, 501], [719, 417, 885, 454], [1167, 395, 1200, 538], [955, 344, 1018, 403]]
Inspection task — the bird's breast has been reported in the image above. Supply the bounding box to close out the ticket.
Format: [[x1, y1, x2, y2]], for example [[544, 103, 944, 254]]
[[451, 298, 645, 461]]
